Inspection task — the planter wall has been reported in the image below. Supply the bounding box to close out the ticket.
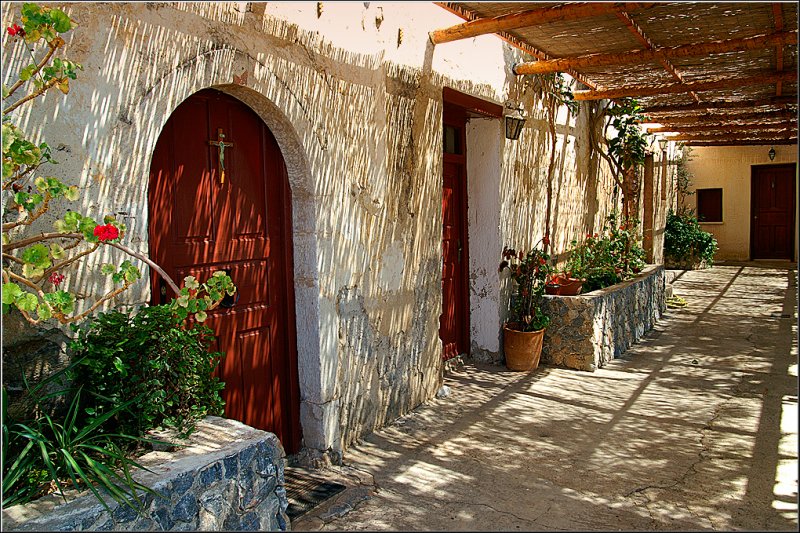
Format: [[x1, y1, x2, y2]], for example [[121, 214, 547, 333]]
[[664, 256, 711, 270], [2, 417, 290, 532], [539, 265, 665, 371]]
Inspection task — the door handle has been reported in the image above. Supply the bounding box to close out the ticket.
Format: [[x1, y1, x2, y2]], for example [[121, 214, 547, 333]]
[[457, 239, 463, 263]]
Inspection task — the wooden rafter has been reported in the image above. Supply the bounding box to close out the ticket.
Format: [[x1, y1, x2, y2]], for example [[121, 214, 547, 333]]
[[647, 122, 797, 134], [429, 3, 651, 44], [773, 4, 785, 97], [671, 132, 797, 142], [573, 70, 797, 100], [614, 9, 699, 102], [683, 139, 798, 146], [643, 97, 797, 114], [650, 110, 797, 124], [648, 111, 797, 126], [433, 2, 600, 90], [514, 31, 797, 75]]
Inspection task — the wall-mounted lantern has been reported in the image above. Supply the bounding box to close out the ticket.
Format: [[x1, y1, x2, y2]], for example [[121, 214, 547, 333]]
[[658, 138, 668, 151], [768, 147, 776, 161], [504, 102, 526, 141]]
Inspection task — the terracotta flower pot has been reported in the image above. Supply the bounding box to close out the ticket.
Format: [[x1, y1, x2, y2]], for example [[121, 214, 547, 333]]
[[545, 275, 584, 296], [503, 323, 546, 371]]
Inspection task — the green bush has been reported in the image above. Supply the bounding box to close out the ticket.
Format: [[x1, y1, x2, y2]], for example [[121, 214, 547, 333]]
[[2, 366, 157, 511], [664, 210, 718, 266], [69, 305, 226, 438], [564, 212, 646, 293]]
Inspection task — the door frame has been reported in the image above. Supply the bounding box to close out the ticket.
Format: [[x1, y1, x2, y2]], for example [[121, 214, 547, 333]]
[[749, 162, 797, 260], [442, 103, 471, 360]]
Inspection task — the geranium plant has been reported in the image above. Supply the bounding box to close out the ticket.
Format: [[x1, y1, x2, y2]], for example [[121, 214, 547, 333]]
[[2, 5, 235, 326], [499, 237, 552, 332]]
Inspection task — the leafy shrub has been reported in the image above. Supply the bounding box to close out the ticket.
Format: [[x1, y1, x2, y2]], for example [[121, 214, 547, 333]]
[[499, 239, 552, 332], [664, 210, 718, 265], [69, 305, 226, 438], [2, 366, 157, 511], [564, 213, 646, 293]]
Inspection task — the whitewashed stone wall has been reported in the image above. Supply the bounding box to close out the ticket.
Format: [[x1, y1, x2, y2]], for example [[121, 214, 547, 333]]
[[2, 2, 619, 456], [2, 417, 289, 532]]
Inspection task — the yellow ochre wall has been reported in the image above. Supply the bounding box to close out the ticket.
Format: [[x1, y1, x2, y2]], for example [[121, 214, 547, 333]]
[[683, 145, 798, 262]]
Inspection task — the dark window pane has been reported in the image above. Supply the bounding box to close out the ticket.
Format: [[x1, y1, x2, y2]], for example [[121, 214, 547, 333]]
[[697, 188, 723, 222], [444, 125, 461, 154]]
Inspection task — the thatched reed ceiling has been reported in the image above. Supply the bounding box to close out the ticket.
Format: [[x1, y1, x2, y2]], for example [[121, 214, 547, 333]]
[[432, 2, 798, 146]]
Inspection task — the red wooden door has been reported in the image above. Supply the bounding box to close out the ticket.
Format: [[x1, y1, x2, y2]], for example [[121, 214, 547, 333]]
[[148, 89, 302, 453], [751, 164, 796, 260], [440, 106, 470, 361]]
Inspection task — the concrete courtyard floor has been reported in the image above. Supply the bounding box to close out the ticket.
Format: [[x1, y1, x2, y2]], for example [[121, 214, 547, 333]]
[[293, 264, 798, 531]]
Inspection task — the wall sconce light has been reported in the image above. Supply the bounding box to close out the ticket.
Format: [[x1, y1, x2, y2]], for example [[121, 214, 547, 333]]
[[504, 102, 526, 141], [658, 138, 668, 151], [768, 147, 776, 161]]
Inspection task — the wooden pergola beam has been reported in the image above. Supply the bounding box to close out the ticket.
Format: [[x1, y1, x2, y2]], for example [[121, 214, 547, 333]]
[[643, 97, 797, 114], [649, 110, 796, 124], [573, 70, 797, 100], [514, 31, 797, 75], [684, 139, 798, 146], [429, 2, 651, 44], [613, 9, 699, 102], [671, 132, 797, 142], [647, 122, 797, 134]]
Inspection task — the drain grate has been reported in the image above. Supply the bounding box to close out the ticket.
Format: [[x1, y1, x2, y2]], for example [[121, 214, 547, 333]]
[[284, 467, 346, 520]]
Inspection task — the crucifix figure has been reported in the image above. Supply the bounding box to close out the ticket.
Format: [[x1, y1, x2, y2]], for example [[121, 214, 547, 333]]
[[208, 128, 234, 184]]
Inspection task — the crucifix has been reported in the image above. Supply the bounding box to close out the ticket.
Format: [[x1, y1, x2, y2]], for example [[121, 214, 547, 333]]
[[208, 128, 234, 184]]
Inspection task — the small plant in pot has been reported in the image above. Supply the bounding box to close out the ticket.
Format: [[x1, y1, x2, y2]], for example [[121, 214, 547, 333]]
[[499, 239, 552, 371]]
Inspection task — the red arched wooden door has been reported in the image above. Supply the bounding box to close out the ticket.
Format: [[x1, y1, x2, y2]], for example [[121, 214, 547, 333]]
[[148, 88, 302, 453]]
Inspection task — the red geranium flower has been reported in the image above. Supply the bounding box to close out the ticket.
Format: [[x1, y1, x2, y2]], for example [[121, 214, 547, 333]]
[[7, 24, 25, 37], [94, 223, 120, 241], [49, 272, 65, 288], [542, 235, 550, 246]]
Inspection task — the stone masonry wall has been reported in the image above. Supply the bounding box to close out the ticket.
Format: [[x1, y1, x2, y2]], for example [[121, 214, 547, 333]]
[[540, 265, 665, 371], [2, 417, 289, 532]]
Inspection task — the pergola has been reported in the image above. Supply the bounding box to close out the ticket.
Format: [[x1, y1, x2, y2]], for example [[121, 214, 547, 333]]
[[430, 1, 798, 146]]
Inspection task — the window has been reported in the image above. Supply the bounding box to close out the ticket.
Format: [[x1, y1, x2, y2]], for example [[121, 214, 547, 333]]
[[697, 188, 723, 222], [443, 125, 462, 154]]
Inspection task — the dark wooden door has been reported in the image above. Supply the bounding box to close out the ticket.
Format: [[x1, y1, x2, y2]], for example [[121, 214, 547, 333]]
[[751, 164, 796, 260], [148, 89, 302, 453], [440, 105, 470, 361]]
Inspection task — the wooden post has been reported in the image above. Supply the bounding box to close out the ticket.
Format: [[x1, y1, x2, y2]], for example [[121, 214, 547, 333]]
[[643, 154, 655, 263]]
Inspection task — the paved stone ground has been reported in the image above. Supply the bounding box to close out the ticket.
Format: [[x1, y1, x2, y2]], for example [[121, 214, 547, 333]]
[[293, 264, 798, 531]]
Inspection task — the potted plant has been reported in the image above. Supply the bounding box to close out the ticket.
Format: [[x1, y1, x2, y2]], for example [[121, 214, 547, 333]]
[[499, 239, 552, 371]]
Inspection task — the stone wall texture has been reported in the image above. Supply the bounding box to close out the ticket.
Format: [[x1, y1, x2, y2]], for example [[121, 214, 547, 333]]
[[2, 417, 289, 532], [540, 266, 665, 371]]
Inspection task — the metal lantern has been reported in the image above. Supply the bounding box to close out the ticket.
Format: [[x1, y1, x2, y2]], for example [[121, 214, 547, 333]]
[[505, 105, 526, 141], [658, 138, 668, 151], [768, 147, 776, 160]]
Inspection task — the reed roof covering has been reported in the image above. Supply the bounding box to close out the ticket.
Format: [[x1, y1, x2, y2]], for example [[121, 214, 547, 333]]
[[432, 2, 798, 145]]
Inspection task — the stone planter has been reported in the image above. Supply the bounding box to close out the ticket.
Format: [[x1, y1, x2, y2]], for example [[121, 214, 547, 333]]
[[664, 256, 710, 270], [545, 276, 584, 296], [2, 417, 290, 532], [539, 265, 665, 371]]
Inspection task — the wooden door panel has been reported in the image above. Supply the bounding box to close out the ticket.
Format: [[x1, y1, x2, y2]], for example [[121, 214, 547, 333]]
[[440, 108, 469, 361], [751, 164, 796, 260], [149, 89, 301, 453]]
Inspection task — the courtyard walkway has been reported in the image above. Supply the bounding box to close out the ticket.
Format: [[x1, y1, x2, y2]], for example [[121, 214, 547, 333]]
[[293, 264, 798, 531]]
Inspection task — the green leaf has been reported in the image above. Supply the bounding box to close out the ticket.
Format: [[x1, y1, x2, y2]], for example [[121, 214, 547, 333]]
[[100, 264, 117, 276], [50, 9, 72, 32], [195, 311, 207, 322], [64, 186, 79, 201], [50, 243, 65, 259], [2, 283, 23, 304], [36, 303, 52, 321], [16, 292, 39, 312], [21, 264, 44, 279], [19, 64, 36, 82], [21, 243, 51, 267]]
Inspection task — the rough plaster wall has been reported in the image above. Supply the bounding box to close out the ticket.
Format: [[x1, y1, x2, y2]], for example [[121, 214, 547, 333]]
[[466, 118, 503, 361], [2, 1, 628, 455], [684, 145, 799, 261]]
